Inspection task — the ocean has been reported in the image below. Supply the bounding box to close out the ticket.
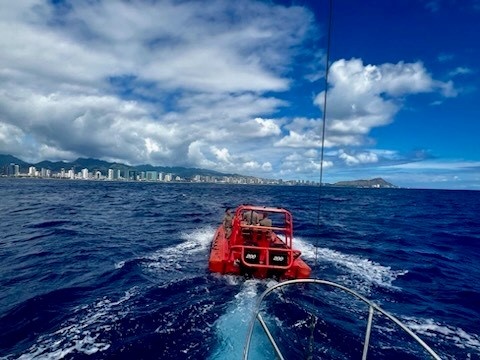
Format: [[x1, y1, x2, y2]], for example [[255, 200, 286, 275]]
[[0, 178, 479, 359]]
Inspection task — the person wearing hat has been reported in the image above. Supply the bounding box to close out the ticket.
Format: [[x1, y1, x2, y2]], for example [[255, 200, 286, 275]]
[[223, 208, 233, 239]]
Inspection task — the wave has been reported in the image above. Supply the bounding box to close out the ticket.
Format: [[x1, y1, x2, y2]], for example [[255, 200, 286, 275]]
[[29, 220, 73, 229], [321, 194, 350, 202], [115, 225, 215, 274], [114, 228, 406, 295], [403, 317, 480, 357], [294, 237, 407, 292], [10, 288, 139, 360]]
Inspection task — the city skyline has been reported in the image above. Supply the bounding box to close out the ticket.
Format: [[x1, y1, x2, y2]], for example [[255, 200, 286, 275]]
[[2, 161, 318, 186], [0, 1, 479, 190], [4, 153, 394, 186]]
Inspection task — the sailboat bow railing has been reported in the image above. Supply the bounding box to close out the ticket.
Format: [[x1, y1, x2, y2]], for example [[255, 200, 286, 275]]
[[243, 279, 442, 360]]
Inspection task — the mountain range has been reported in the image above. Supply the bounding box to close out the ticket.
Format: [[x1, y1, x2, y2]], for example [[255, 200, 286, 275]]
[[0, 154, 228, 179], [0, 153, 397, 187]]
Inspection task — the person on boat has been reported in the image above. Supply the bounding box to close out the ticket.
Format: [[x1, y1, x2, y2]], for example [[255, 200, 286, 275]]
[[259, 212, 272, 227], [243, 209, 259, 225], [258, 212, 273, 242], [223, 208, 233, 239]]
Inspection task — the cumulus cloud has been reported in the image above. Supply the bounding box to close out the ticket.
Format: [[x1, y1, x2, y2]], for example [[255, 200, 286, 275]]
[[279, 150, 332, 178], [0, 0, 310, 170], [0, 1, 461, 182], [275, 59, 455, 155], [252, 118, 282, 137], [0, 123, 26, 155], [211, 146, 232, 163], [316, 59, 454, 142], [318, 58, 452, 110], [338, 150, 379, 166], [261, 162, 273, 171]]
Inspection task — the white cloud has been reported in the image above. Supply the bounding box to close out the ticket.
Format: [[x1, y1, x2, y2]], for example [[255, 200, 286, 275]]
[[0, 1, 465, 186], [304, 49, 327, 82], [0, 123, 25, 154], [243, 161, 260, 170], [56, 0, 310, 93], [275, 117, 331, 148], [253, 118, 282, 137], [386, 160, 480, 171], [369, 149, 400, 160], [448, 67, 474, 77], [309, 58, 456, 147], [280, 58, 427, 150], [187, 140, 216, 168], [304, 149, 318, 158], [0, 0, 310, 169], [145, 138, 161, 154], [262, 162, 273, 171], [279, 150, 332, 177], [338, 150, 379, 166], [211, 146, 232, 163], [275, 130, 320, 148]]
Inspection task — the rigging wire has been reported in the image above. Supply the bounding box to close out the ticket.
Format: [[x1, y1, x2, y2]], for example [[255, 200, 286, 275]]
[[308, 1, 333, 358], [314, 0, 333, 276]]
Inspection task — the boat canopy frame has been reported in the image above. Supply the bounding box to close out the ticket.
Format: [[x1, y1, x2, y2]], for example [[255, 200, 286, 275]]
[[230, 205, 296, 271]]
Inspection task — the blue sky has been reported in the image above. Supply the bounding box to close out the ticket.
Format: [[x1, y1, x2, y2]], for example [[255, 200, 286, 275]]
[[0, 0, 479, 189]]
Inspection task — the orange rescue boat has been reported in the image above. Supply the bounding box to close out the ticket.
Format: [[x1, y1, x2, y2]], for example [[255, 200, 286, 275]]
[[209, 205, 311, 279]]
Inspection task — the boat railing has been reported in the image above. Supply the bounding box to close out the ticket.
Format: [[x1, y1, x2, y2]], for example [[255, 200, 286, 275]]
[[243, 279, 442, 360], [240, 224, 288, 232]]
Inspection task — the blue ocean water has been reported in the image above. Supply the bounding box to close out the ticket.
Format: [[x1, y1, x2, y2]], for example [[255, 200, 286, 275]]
[[0, 179, 479, 359]]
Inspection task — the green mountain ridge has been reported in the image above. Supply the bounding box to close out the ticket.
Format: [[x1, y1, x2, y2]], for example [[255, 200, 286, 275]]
[[1, 154, 397, 187], [0, 154, 234, 179]]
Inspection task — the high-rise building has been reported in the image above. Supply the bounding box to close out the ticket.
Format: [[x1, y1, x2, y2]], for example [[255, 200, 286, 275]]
[[81, 168, 89, 179], [146, 171, 157, 181], [127, 170, 137, 180], [108, 169, 114, 180], [6, 163, 19, 177], [40, 168, 50, 178]]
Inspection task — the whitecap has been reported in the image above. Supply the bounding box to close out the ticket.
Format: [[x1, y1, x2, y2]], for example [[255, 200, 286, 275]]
[[14, 288, 138, 359], [404, 317, 480, 353], [115, 225, 216, 275], [294, 237, 407, 292]]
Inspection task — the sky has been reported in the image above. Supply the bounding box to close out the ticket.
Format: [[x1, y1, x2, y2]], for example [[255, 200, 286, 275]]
[[0, 0, 479, 189]]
